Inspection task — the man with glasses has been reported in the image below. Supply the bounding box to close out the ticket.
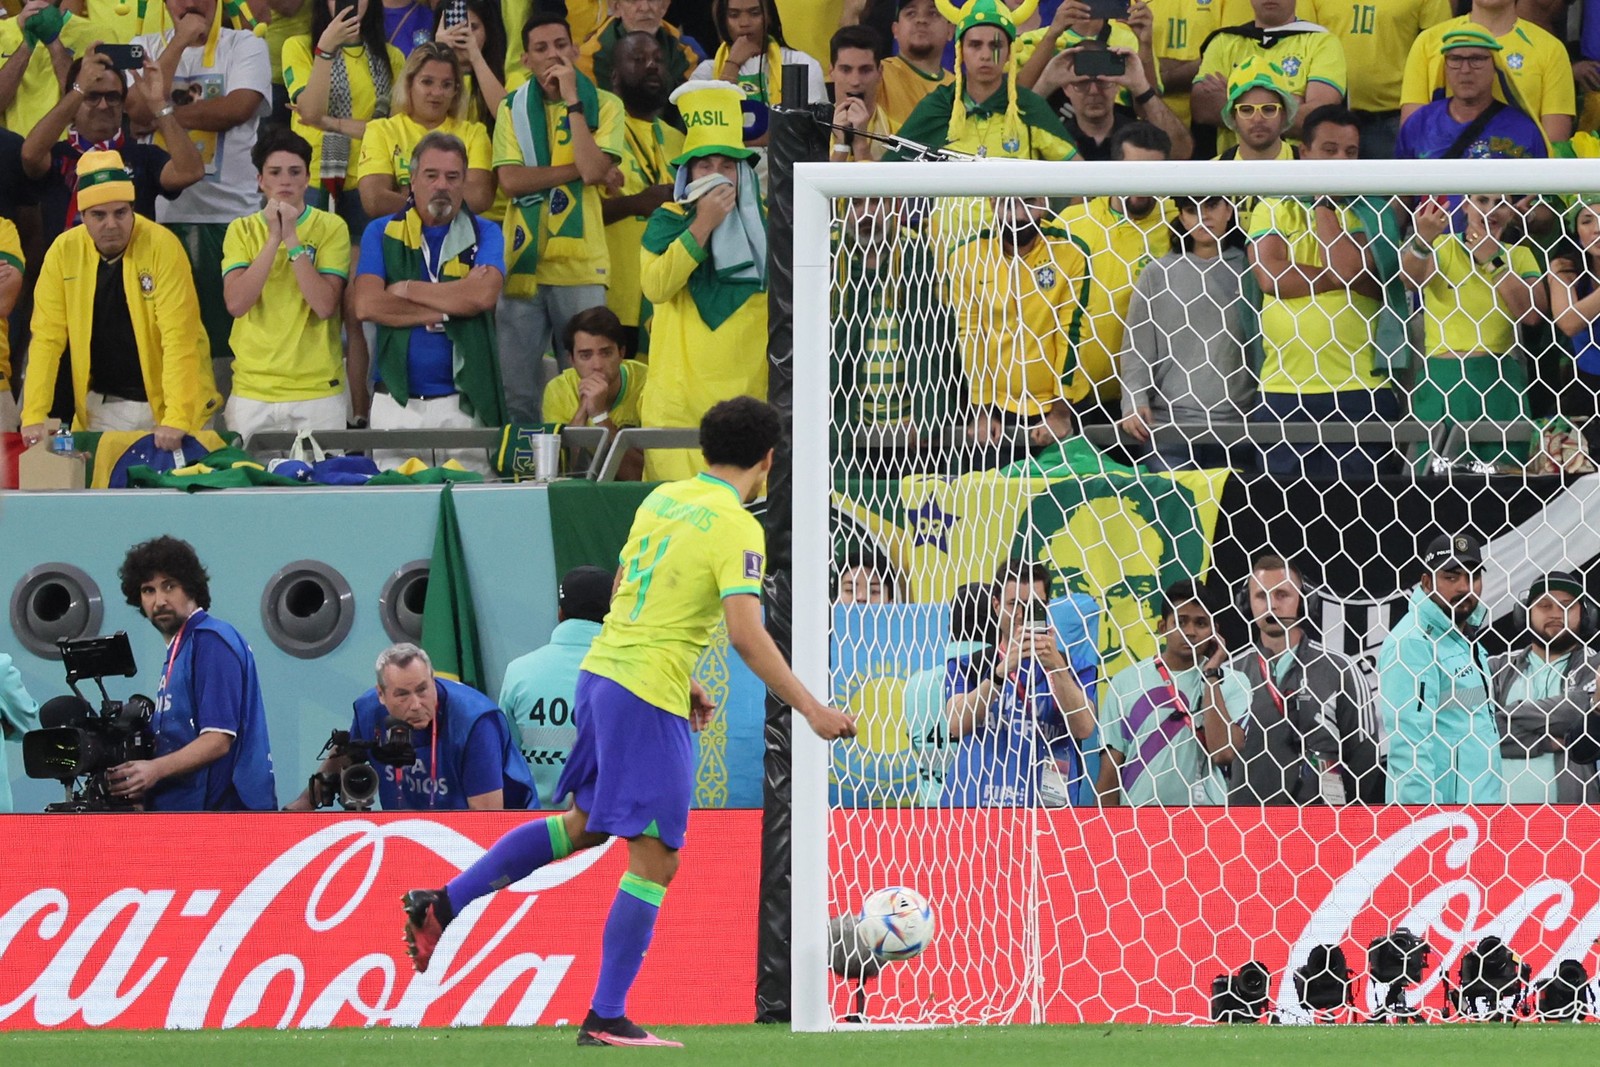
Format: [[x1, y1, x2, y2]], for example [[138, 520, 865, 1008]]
[[1216, 57, 1297, 161], [20, 48, 205, 247], [1395, 28, 1546, 159]]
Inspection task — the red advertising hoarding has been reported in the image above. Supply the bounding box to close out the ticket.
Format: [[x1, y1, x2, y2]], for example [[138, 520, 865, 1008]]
[[830, 806, 1600, 1024], [0, 812, 759, 1030]]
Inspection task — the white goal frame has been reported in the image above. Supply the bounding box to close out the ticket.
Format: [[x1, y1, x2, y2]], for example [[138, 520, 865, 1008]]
[[788, 158, 1600, 1033]]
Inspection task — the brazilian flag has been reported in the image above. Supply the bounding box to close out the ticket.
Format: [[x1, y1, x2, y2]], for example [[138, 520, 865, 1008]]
[[422, 482, 485, 691], [831, 448, 1229, 679]]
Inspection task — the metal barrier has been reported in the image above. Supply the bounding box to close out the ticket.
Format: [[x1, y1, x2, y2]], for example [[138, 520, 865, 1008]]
[[595, 427, 702, 482]]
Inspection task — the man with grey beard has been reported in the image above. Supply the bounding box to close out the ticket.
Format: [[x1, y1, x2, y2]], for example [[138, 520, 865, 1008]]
[[352, 131, 505, 472]]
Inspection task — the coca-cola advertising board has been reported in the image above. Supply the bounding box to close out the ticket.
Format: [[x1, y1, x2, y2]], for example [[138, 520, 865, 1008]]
[[830, 806, 1600, 1024], [0, 813, 760, 1030]]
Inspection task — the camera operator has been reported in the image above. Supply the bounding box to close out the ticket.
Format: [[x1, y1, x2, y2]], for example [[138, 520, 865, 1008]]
[[1229, 554, 1384, 805], [287, 644, 536, 811], [108, 536, 278, 810], [0, 649, 40, 811]]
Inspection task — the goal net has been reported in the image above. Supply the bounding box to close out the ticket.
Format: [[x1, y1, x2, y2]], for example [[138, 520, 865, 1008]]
[[789, 158, 1600, 1029]]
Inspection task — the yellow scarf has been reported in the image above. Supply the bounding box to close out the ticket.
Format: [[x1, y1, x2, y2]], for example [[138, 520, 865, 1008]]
[[712, 37, 785, 105]]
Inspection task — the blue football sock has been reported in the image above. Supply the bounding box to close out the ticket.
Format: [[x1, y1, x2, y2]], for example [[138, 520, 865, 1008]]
[[445, 815, 573, 912], [591, 872, 666, 1019]]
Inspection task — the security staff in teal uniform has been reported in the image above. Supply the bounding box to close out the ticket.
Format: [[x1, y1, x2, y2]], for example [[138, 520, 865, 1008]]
[[1379, 533, 1504, 804], [499, 566, 613, 807], [0, 651, 40, 813]]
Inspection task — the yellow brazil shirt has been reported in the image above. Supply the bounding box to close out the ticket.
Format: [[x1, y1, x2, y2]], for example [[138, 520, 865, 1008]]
[[1196, 28, 1347, 152], [1249, 197, 1384, 394], [543, 359, 649, 428], [0, 13, 94, 132], [0, 216, 20, 386], [1329, 0, 1450, 112], [581, 472, 767, 717], [1421, 237, 1540, 357], [283, 37, 406, 180], [775, 0, 844, 77], [491, 88, 625, 290], [605, 113, 684, 328], [1149, 0, 1221, 125], [1214, 0, 1328, 28], [877, 55, 954, 129], [265, 4, 312, 85], [945, 230, 1090, 418], [355, 112, 493, 186], [1058, 197, 1175, 403], [222, 206, 351, 403], [1400, 16, 1573, 134]]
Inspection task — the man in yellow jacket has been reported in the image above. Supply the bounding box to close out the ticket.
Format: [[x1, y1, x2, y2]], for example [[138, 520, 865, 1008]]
[[20, 151, 220, 450], [638, 80, 768, 481]]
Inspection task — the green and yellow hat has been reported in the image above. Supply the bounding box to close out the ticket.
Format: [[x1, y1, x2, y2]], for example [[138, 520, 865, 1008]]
[[1439, 27, 1502, 53], [1223, 57, 1297, 131], [668, 81, 758, 167], [76, 150, 136, 211], [934, 0, 1040, 42]]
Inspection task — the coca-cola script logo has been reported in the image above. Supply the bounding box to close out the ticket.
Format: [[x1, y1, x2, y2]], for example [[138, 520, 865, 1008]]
[[0, 813, 763, 1030]]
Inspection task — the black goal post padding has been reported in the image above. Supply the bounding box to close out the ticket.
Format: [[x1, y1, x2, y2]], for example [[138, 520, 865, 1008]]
[[755, 64, 829, 1024]]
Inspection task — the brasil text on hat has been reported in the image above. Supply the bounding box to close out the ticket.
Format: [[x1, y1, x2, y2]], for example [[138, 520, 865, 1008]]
[[668, 81, 758, 167], [76, 150, 137, 212], [1421, 532, 1485, 572], [1222, 57, 1297, 132]]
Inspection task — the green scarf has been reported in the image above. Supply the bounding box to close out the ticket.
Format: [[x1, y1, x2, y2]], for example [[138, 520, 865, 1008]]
[[1348, 196, 1411, 374], [503, 73, 603, 296], [642, 199, 767, 330], [376, 206, 505, 425]]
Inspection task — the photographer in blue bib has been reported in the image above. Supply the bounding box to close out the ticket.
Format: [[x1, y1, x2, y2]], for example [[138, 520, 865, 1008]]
[[287, 642, 536, 810], [941, 558, 1098, 807], [105, 536, 277, 811]]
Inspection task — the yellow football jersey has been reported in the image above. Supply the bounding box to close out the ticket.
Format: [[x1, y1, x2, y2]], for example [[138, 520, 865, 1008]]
[[582, 474, 767, 717]]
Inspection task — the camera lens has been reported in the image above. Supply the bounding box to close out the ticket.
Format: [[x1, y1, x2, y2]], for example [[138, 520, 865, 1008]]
[[341, 764, 380, 808]]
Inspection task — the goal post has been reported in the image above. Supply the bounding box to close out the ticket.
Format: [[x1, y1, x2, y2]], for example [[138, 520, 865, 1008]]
[[790, 158, 1600, 1032]]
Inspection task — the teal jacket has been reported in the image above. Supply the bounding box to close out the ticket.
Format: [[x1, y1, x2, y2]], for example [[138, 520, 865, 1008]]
[[0, 652, 40, 813], [1378, 588, 1504, 803], [499, 618, 601, 807]]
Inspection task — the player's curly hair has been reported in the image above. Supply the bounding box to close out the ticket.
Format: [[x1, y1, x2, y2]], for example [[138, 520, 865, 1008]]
[[700, 396, 784, 469], [119, 535, 211, 611]]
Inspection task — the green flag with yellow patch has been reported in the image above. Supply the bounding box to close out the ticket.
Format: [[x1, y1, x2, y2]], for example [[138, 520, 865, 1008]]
[[421, 482, 485, 690]]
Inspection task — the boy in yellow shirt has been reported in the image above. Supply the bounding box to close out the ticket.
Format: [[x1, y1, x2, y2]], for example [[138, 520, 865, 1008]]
[[220, 128, 352, 442]]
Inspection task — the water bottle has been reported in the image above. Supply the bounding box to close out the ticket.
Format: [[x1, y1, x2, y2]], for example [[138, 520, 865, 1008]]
[[50, 425, 74, 456]]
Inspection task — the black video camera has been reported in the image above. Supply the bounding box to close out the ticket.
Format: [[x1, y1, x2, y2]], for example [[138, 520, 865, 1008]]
[[22, 633, 156, 812], [307, 718, 416, 811], [1210, 961, 1270, 1023], [1447, 936, 1529, 1021], [1367, 927, 1431, 1021]]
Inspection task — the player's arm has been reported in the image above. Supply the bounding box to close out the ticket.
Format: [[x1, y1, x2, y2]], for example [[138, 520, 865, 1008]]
[[283, 750, 352, 810], [724, 594, 856, 740], [945, 679, 996, 738]]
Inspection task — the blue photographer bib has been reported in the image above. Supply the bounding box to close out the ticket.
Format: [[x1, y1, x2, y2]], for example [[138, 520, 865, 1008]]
[[350, 678, 537, 811], [149, 610, 277, 811]]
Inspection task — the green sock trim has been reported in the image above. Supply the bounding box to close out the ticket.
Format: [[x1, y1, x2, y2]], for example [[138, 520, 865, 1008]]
[[618, 871, 667, 907], [548, 816, 572, 860]]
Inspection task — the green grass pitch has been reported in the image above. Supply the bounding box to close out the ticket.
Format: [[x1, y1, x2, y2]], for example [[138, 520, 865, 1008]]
[[2, 1023, 1591, 1066]]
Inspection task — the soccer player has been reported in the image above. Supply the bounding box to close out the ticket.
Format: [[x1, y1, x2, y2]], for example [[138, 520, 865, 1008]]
[[401, 397, 857, 1048]]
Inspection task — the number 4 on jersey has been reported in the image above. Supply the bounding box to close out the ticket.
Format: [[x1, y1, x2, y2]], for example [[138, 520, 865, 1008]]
[[626, 535, 673, 621]]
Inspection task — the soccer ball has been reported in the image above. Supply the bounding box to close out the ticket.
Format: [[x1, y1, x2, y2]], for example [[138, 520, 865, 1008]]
[[856, 886, 935, 962]]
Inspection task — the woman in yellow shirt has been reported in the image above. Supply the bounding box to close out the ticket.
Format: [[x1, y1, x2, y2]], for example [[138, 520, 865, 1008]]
[[354, 42, 495, 219], [285, 0, 406, 229]]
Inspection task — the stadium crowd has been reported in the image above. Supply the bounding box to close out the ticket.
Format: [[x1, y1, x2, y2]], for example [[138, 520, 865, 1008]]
[[3, 0, 1600, 476], [6, 0, 1600, 816]]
